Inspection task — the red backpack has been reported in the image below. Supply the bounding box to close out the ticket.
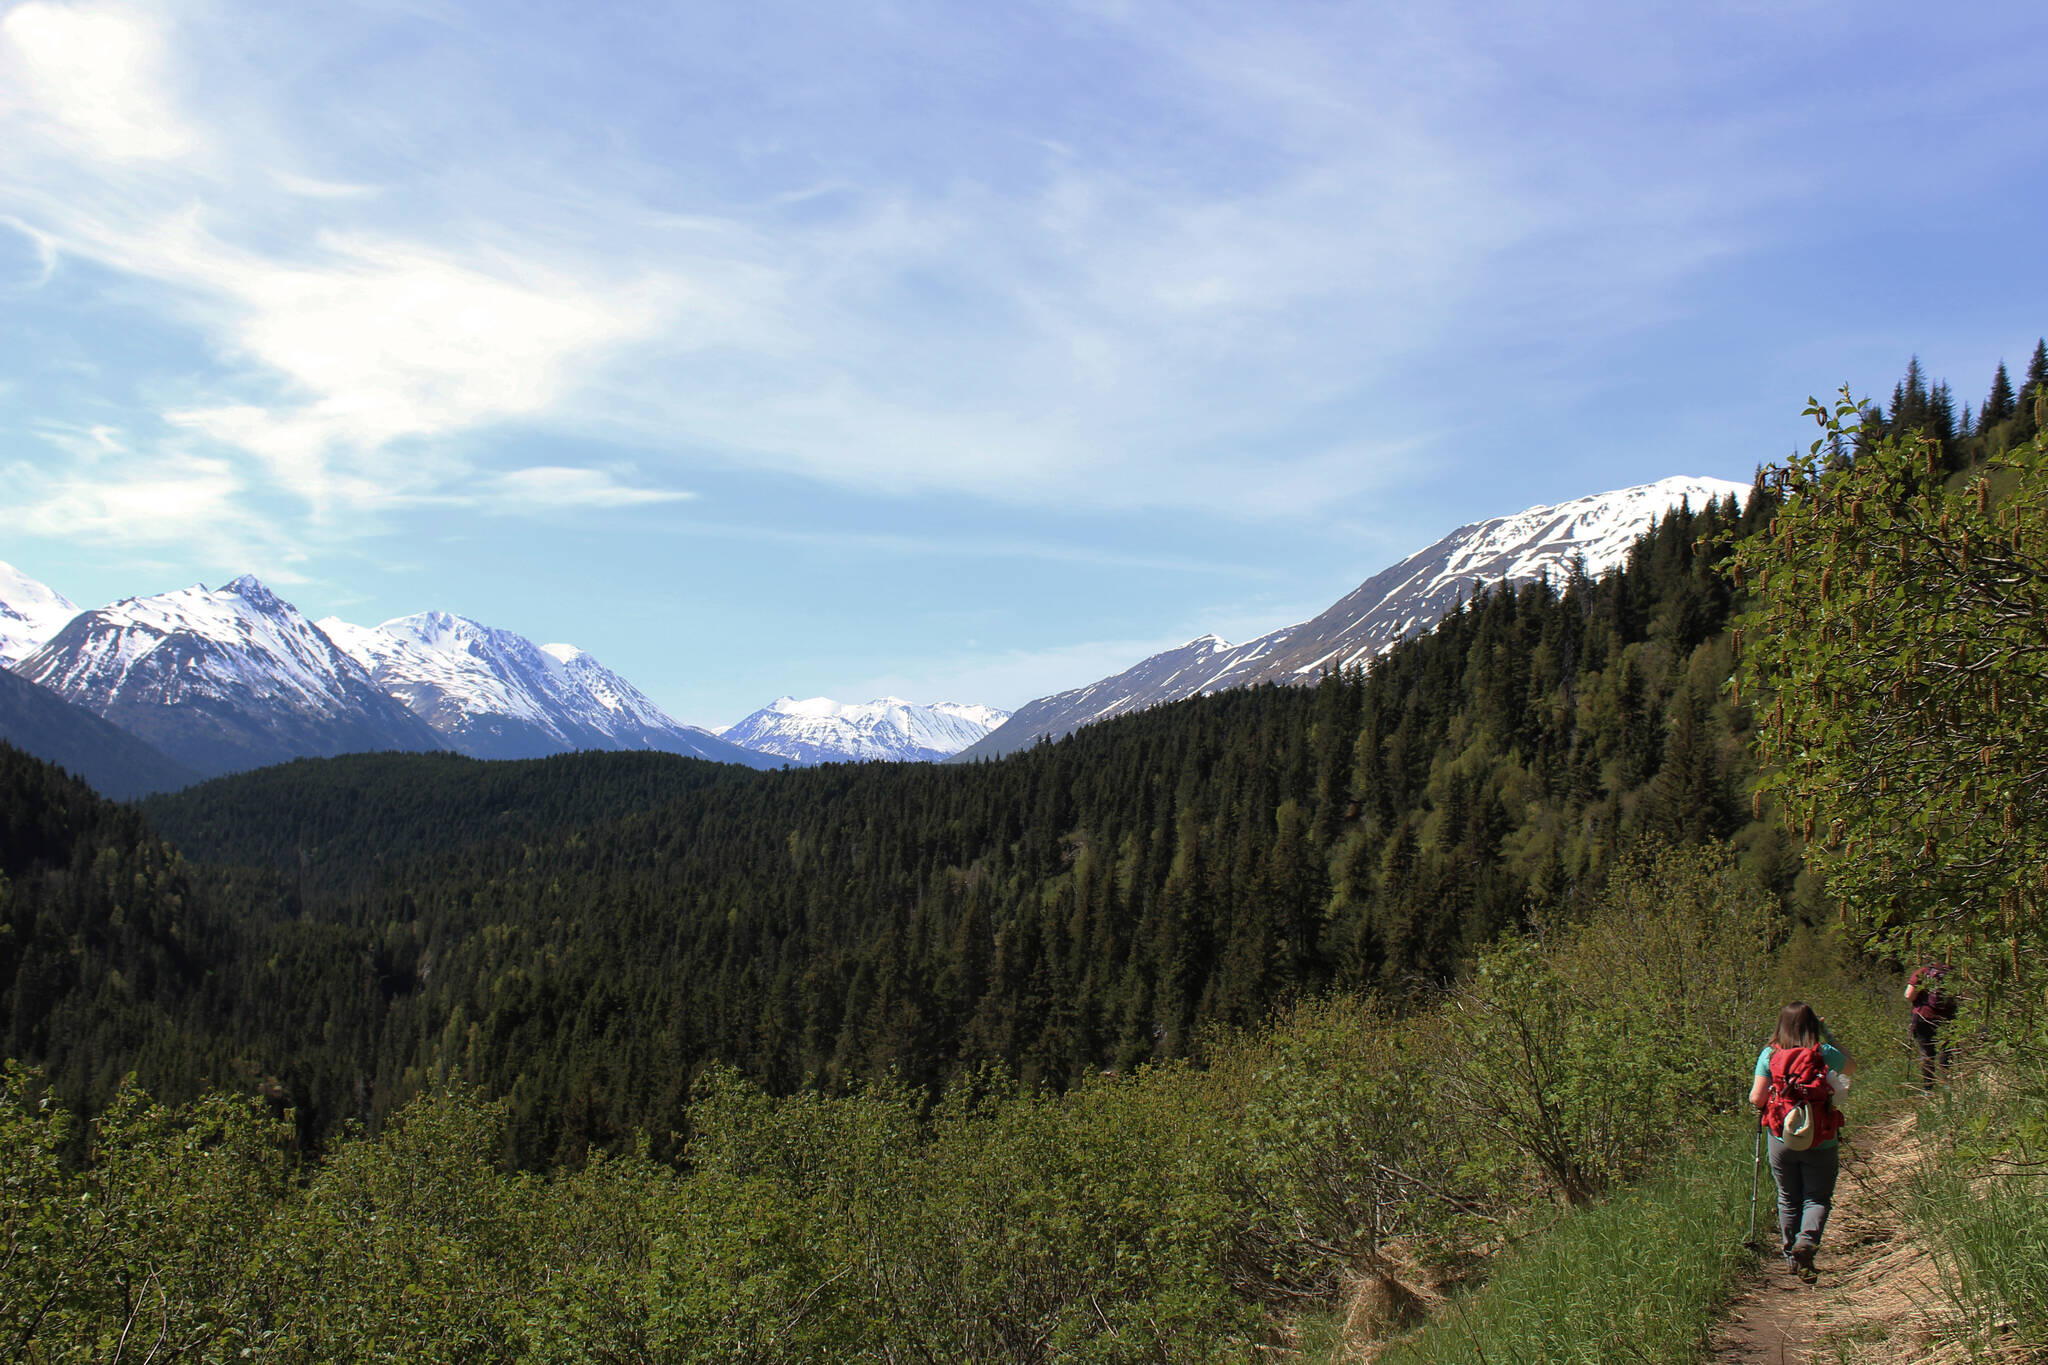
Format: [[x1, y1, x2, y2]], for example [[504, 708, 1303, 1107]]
[[1765, 1044, 1841, 1148]]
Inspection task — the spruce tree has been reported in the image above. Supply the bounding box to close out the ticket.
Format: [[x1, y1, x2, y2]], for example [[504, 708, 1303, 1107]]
[[1983, 360, 2015, 430], [2022, 338, 2048, 439], [1929, 380, 1956, 444]]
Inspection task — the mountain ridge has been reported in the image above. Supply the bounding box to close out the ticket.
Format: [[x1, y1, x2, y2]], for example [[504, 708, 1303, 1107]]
[[955, 475, 1750, 760], [319, 609, 779, 768], [16, 576, 449, 780], [0, 558, 80, 665], [0, 666, 199, 798], [721, 695, 1011, 764]]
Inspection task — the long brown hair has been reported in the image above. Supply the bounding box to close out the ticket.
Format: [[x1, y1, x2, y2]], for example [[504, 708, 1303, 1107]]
[[1772, 1002, 1824, 1050]]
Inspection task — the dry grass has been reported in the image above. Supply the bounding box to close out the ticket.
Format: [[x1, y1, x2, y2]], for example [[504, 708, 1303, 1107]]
[[1328, 1247, 1451, 1362]]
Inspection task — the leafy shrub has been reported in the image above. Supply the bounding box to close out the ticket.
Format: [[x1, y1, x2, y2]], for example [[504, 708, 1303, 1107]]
[[0, 1066, 292, 1364], [1440, 846, 1782, 1205], [1202, 997, 1495, 1306]]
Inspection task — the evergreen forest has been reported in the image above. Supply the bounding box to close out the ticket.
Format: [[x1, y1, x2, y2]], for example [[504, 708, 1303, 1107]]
[[12, 486, 1776, 1165]]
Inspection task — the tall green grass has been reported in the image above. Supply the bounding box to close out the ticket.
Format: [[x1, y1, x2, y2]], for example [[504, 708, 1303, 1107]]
[[1367, 1124, 1758, 1365], [1912, 1046, 2048, 1353]]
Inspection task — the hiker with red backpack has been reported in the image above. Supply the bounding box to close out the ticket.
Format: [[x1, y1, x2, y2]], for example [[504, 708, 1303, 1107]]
[[1904, 961, 1958, 1089], [1748, 1002, 1857, 1281]]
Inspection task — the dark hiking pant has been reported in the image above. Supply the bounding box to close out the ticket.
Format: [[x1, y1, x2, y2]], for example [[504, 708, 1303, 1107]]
[[1911, 1017, 1951, 1089], [1767, 1135, 1839, 1260]]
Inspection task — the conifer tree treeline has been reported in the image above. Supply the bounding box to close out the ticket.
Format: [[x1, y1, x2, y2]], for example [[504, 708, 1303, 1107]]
[[7, 488, 1783, 1165], [1866, 338, 2048, 466]]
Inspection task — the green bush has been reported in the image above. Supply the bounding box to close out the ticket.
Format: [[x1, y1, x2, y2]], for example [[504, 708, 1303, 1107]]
[[1199, 997, 1496, 1307], [0, 1066, 292, 1364], [1440, 845, 1783, 1205]]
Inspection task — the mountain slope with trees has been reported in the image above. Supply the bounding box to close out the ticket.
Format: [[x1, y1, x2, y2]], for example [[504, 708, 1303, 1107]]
[[0, 665, 198, 799], [10, 483, 1784, 1164]]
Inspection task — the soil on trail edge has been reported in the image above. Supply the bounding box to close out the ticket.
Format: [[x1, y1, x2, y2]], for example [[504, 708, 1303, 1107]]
[[1708, 1109, 1952, 1364]]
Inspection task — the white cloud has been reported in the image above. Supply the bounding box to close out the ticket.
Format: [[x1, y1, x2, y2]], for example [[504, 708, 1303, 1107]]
[[0, 0, 1838, 538], [151, 236, 669, 514], [0, 2, 194, 161], [3, 447, 255, 547], [484, 466, 693, 513], [0, 2, 703, 526]]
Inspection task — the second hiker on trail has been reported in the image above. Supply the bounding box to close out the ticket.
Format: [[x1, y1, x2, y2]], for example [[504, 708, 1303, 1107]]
[[1904, 961, 1958, 1090], [1749, 1002, 1857, 1282]]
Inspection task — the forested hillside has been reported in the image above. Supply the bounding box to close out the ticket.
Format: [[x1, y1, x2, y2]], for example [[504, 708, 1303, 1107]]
[[12, 336, 2039, 1167], [9, 483, 1779, 1165]]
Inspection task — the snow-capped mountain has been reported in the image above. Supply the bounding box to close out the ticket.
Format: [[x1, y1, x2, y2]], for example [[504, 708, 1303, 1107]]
[[17, 575, 447, 779], [956, 476, 1749, 760], [320, 610, 780, 768], [721, 696, 1012, 765], [0, 559, 81, 665]]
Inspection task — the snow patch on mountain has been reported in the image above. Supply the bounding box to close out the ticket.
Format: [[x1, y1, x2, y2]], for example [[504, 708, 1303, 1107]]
[[32, 575, 384, 717], [0, 559, 81, 666], [18, 575, 445, 778], [722, 696, 1012, 765], [956, 476, 1749, 760], [321, 610, 778, 766]]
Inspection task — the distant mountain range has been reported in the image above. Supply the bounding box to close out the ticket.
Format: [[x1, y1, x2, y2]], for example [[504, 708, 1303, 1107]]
[[0, 566, 998, 787], [720, 696, 1011, 765], [17, 575, 449, 780], [954, 475, 1749, 760], [319, 610, 772, 767], [0, 474, 1745, 791]]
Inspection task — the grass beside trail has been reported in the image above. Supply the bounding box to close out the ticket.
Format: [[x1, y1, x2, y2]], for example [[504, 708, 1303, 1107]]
[[1362, 1123, 1761, 1365], [1909, 1049, 2048, 1354], [1343, 1043, 1920, 1365]]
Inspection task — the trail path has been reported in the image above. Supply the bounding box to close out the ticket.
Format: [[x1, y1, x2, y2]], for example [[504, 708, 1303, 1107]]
[[1708, 1108, 1952, 1364]]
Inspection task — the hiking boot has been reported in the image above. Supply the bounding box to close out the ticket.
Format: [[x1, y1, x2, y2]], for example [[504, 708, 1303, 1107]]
[[1792, 1243, 1817, 1282]]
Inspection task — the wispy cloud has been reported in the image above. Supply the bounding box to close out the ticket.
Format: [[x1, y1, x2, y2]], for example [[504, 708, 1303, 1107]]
[[0, 0, 2001, 555], [483, 466, 693, 513], [5, 445, 260, 550], [653, 518, 1279, 576]]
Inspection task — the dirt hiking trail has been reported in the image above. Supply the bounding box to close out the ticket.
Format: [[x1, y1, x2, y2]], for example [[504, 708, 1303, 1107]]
[[1708, 1108, 1975, 1365]]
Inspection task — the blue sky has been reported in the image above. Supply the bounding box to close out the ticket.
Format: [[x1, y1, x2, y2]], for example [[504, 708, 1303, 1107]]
[[2, 0, 2045, 727]]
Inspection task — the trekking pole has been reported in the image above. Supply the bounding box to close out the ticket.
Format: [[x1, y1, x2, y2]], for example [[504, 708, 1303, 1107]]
[[1744, 1111, 1764, 1251]]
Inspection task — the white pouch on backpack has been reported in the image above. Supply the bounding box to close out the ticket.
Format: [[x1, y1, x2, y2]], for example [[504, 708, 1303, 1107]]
[[1780, 1103, 1816, 1151]]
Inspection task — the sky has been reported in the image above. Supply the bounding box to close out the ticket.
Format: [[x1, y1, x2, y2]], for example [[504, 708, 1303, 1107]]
[[2, 0, 2045, 728]]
